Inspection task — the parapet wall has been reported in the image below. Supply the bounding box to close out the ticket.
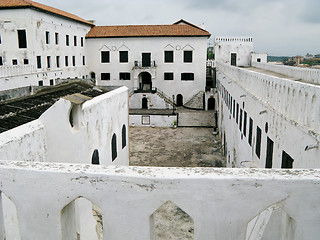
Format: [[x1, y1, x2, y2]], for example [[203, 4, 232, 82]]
[[252, 62, 320, 85], [0, 161, 319, 240]]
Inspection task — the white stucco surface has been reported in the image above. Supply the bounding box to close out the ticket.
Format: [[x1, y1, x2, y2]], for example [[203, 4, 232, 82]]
[[129, 115, 177, 127], [0, 161, 319, 240]]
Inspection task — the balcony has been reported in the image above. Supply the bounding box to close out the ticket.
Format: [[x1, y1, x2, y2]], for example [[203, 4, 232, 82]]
[[0, 161, 318, 239], [134, 60, 156, 68]]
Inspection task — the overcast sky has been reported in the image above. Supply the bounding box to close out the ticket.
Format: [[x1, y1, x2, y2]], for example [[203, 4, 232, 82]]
[[37, 0, 320, 56]]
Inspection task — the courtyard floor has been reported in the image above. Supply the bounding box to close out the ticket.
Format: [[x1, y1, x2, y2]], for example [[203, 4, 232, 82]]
[[129, 126, 225, 168]]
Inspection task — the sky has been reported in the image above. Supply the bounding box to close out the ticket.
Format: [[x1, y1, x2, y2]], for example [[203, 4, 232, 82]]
[[36, 0, 320, 56]]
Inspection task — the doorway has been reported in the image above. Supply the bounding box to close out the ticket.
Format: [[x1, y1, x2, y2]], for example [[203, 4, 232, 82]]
[[265, 137, 274, 168], [140, 72, 152, 91], [142, 97, 148, 109], [142, 53, 151, 67], [231, 53, 237, 66], [208, 98, 215, 110], [177, 94, 183, 106]]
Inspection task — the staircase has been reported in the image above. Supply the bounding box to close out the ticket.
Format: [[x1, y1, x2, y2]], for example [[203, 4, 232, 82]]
[[156, 88, 175, 107], [184, 91, 205, 109]]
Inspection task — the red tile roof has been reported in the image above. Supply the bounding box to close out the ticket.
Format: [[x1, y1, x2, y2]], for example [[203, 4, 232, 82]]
[[0, 0, 94, 26], [86, 21, 211, 38]]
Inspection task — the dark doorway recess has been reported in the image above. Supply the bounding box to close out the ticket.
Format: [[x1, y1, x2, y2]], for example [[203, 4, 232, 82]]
[[142, 53, 151, 67], [142, 97, 148, 109], [177, 94, 183, 106], [208, 98, 215, 110], [231, 53, 237, 66], [140, 72, 152, 91], [282, 151, 294, 168], [265, 137, 274, 168], [92, 149, 100, 165]]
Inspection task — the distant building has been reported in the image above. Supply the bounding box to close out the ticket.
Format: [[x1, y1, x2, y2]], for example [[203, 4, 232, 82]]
[[305, 53, 314, 59]]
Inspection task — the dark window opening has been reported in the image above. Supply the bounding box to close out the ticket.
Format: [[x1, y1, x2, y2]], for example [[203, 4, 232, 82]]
[[17, 29, 27, 48], [72, 56, 75, 66], [119, 51, 128, 63], [101, 73, 110, 80], [231, 53, 237, 66], [164, 72, 174, 80], [24, 59, 29, 65], [142, 97, 148, 109], [256, 127, 262, 158], [56, 56, 60, 68], [112, 134, 117, 161], [12, 59, 17, 65], [236, 103, 239, 124], [65, 56, 68, 67], [248, 118, 253, 146], [233, 99, 235, 118], [81, 37, 84, 47], [74, 36, 77, 46], [38, 80, 43, 86], [265, 122, 268, 133], [82, 56, 86, 66], [208, 98, 215, 110], [184, 51, 192, 63], [92, 149, 100, 165], [239, 109, 243, 131], [142, 53, 151, 67], [55, 32, 59, 44], [164, 51, 174, 63], [282, 151, 294, 169], [243, 111, 247, 136], [177, 94, 183, 106], [50, 79, 54, 86], [265, 137, 274, 168], [0, 56, 3, 65], [66, 35, 69, 46], [122, 125, 126, 149], [181, 73, 194, 81], [101, 51, 110, 63], [257, 58, 261, 63], [37, 56, 41, 69], [45, 31, 50, 44], [47, 56, 51, 68], [119, 72, 130, 80]]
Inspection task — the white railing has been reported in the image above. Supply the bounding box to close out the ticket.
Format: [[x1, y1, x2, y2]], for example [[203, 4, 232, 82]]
[[252, 61, 320, 85], [0, 161, 319, 240], [215, 37, 253, 43], [0, 65, 36, 78], [216, 62, 320, 133]]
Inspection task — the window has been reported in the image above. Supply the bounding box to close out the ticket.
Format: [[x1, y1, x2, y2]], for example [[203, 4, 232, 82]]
[[17, 29, 27, 48], [101, 73, 110, 80], [181, 73, 194, 81], [112, 134, 117, 161], [66, 35, 69, 46], [239, 109, 243, 131], [12, 59, 17, 65], [257, 58, 261, 62], [119, 72, 130, 80], [243, 111, 247, 136], [122, 125, 126, 148], [45, 31, 50, 44], [81, 37, 84, 47], [233, 99, 235, 118], [47, 56, 51, 68], [184, 50, 192, 63], [38, 80, 43, 86], [236, 103, 239, 124], [248, 118, 253, 146], [37, 56, 41, 69], [92, 149, 100, 165], [55, 32, 59, 45], [82, 56, 85, 66], [72, 56, 75, 66], [74, 36, 77, 46], [164, 72, 174, 80], [164, 51, 174, 63], [65, 56, 68, 67], [56, 56, 60, 68], [119, 51, 128, 63], [50, 79, 54, 86], [256, 126, 262, 158], [24, 59, 29, 65], [266, 137, 274, 168], [282, 151, 294, 169], [0, 56, 3, 65], [101, 51, 110, 63]]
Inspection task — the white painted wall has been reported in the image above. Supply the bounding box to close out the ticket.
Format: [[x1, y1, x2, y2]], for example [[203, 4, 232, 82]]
[[0, 161, 319, 240], [86, 37, 207, 103], [251, 53, 267, 64], [0, 87, 129, 166], [0, 8, 92, 90], [130, 93, 173, 109], [216, 62, 320, 168], [129, 115, 177, 127], [214, 37, 253, 67]]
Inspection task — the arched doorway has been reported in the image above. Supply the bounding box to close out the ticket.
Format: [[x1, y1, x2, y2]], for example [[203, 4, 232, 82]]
[[208, 98, 215, 110], [142, 97, 148, 109], [90, 72, 96, 79], [176, 94, 183, 106], [139, 72, 152, 91]]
